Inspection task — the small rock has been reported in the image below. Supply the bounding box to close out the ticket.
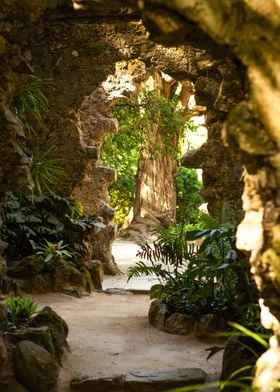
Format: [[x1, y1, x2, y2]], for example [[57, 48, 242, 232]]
[[104, 288, 127, 295], [194, 314, 225, 339], [148, 300, 169, 331], [165, 313, 194, 335]]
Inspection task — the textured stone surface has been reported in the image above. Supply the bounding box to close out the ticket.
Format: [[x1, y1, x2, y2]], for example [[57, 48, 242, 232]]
[[85, 260, 104, 290], [13, 340, 59, 392], [70, 368, 207, 391], [7, 255, 44, 278], [29, 306, 69, 361], [165, 313, 194, 335], [148, 300, 169, 331], [8, 326, 56, 359]]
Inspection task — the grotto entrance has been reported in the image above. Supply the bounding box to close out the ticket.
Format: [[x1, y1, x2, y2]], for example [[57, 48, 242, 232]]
[[2, 1, 275, 391]]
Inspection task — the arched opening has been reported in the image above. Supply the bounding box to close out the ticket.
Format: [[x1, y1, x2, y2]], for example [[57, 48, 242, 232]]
[[1, 1, 279, 391]]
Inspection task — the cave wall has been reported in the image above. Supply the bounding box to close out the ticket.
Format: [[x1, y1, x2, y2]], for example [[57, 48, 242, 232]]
[[16, 7, 243, 273], [2, 0, 279, 389], [182, 56, 245, 217], [1, 1, 247, 274]]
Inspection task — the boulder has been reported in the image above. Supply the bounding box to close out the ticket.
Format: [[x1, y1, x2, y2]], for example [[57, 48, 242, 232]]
[[148, 300, 169, 331], [53, 259, 92, 294], [165, 313, 194, 335], [7, 326, 56, 359], [29, 306, 69, 361], [70, 368, 207, 392], [7, 255, 44, 278], [13, 340, 59, 392], [85, 260, 104, 290]]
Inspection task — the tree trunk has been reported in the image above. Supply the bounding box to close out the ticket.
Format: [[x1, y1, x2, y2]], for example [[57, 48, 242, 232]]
[[128, 72, 192, 236]]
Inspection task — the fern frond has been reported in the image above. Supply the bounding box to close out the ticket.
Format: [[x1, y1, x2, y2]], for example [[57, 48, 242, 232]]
[[127, 261, 172, 283]]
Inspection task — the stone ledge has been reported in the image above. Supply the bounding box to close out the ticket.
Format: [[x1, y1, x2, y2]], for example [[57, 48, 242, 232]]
[[70, 368, 207, 392]]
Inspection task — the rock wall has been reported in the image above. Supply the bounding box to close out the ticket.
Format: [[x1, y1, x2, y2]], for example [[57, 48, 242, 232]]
[[22, 9, 243, 272], [182, 56, 245, 217], [1, 2, 248, 274]]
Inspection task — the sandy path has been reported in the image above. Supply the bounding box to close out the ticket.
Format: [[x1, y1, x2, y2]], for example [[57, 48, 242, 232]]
[[33, 240, 223, 391]]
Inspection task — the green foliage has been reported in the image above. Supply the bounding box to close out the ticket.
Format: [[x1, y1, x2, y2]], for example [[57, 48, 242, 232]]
[[128, 210, 254, 320], [32, 239, 72, 263], [4, 296, 37, 328], [138, 90, 184, 157], [12, 75, 65, 194], [30, 145, 66, 196], [176, 167, 203, 224], [0, 192, 105, 262], [101, 102, 139, 226], [102, 91, 202, 226], [12, 75, 51, 138]]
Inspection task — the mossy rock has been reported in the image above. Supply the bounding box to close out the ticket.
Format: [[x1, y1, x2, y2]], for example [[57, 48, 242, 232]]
[[7, 255, 44, 278], [194, 314, 226, 339], [13, 340, 59, 392], [165, 313, 195, 335], [8, 326, 56, 359], [29, 306, 69, 362], [148, 300, 169, 331]]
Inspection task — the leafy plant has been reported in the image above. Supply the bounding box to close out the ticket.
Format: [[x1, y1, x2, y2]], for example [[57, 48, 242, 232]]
[[12, 75, 51, 137], [101, 89, 198, 227], [30, 145, 66, 196], [176, 167, 203, 225], [32, 239, 72, 263], [0, 192, 105, 262], [4, 296, 37, 328]]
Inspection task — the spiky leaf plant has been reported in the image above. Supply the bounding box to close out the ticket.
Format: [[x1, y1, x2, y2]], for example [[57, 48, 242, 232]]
[[30, 145, 66, 195], [12, 75, 51, 137]]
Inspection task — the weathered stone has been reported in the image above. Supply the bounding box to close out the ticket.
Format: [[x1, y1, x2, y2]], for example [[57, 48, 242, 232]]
[[85, 260, 104, 291], [148, 300, 169, 331], [29, 306, 69, 361], [70, 368, 207, 392], [165, 313, 194, 335], [16, 273, 53, 294], [8, 326, 56, 359], [7, 255, 44, 278], [194, 314, 226, 339], [13, 340, 59, 392], [104, 288, 127, 295]]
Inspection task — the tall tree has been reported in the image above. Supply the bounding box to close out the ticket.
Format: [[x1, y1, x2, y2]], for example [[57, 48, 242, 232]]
[[128, 72, 192, 233]]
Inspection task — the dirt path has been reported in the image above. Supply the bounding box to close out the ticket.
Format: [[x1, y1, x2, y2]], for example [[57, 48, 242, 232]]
[[34, 240, 223, 391]]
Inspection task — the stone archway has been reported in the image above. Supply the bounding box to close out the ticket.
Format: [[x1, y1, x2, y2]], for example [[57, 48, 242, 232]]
[[2, 1, 278, 388]]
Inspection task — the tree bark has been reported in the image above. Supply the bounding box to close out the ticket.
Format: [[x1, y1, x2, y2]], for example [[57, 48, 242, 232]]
[[128, 72, 192, 235]]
